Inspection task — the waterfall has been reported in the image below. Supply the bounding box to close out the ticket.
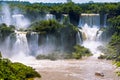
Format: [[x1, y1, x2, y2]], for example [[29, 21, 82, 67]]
[[1, 3, 11, 26], [78, 14, 100, 27], [78, 14, 103, 57], [60, 14, 69, 24], [45, 14, 55, 20], [12, 31, 30, 58], [81, 24, 103, 54], [36, 35, 56, 55], [29, 32, 39, 56], [0, 3, 30, 28], [76, 29, 82, 45], [12, 14, 30, 29], [104, 14, 107, 27], [0, 36, 11, 57]]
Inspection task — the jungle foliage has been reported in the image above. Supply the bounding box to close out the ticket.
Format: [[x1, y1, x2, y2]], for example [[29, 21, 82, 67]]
[[0, 53, 41, 80]]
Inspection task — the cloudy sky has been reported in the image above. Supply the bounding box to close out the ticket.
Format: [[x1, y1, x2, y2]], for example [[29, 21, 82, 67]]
[[9, 0, 120, 3]]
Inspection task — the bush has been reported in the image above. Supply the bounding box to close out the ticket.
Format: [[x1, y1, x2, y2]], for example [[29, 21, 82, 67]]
[[36, 53, 57, 60], [114, 61, 120, 76], [0, 23, 14, 34], [103, 33, 120, 61], [0, 54, 41, 80], [98, 55, 106, 59], [30, 19, 64, 34], [116, 71, 120, 76], [72, 45, 92, 59], [36, 52, 75, 60]]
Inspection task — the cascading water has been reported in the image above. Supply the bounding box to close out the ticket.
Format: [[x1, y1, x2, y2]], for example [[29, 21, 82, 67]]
[[0, 4, 30, 29], [104, 14, 107, 27], [11, 30, 31, 61], [29, 32, 39, 56], [37, 35, 56, 55], [1, 3, 11, 26], [78, 14, 103, 57], [45, 14, 55, 20], [76, 29, 82, 45], [60, 14, 69, 24], [0, 36, 11, 57], [78, 14, 100, 27]]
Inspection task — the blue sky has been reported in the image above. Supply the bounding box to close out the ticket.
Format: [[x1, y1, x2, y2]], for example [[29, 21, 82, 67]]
[[8, 0, 120, 3]]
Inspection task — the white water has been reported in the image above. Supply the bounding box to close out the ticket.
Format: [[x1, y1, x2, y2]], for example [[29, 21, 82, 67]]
[[104, 14, 107, 27], [1, 3, 11, 26], [78, 14, 100, 27], [36, 35, 56, 55], [0, 36, 11, 57], [78, 14, 103, 57], [60, 14, 69, 24], [12, 14, 30, 29], [0, 4, 30, 29], [11, 31, 34, 62], [76, 31, 82, 45], [80, 24, 103, 57], [29, 32, 39, 56], [45, 14, 55, 20]]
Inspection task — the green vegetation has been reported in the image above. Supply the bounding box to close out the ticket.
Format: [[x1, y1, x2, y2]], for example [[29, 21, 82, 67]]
[[98, 54, 106, 59], [0, 23, 14, 34], [0, 23, 15, 42], [0, 1, 120, 25], [72, 45, 92, 59], [30, 18, 78, 53], [36, 53, 58, 60], [30, 18, 78, 33], [98, 14, 120, 76], [0, 54, 41, 80], [36, 45, 92, 60], [30, 19, 64, 34], [102, 15, 120, 61], [113, 62, 120, 76], [109, 34, 120, 60]]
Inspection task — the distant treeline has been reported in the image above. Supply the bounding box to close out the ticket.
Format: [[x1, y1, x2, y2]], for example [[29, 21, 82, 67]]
[[0, 1, 120, 25]]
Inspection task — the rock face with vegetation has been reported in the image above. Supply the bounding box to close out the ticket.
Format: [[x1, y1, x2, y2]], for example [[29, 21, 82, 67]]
[[98, 14, 120, 76], [100, 15, 120, 61], [0, 53, 41, 80], [29, 18, 78, 54]]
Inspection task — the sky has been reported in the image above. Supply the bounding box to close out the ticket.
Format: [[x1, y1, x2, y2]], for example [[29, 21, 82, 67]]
[[5, 0, 120, 3]]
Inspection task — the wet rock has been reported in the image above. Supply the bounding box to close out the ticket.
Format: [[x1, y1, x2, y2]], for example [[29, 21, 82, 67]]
[[95, 72, 104, 77]]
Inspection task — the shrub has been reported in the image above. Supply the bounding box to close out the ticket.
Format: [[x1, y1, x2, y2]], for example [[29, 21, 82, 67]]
[[72, 45, 92, 59], [36, 53, 59, 60], [0, 54, 41, 80], [114, 61, 120, 76], [98, 55, 106, 59], [30, 19, 64, 34]]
